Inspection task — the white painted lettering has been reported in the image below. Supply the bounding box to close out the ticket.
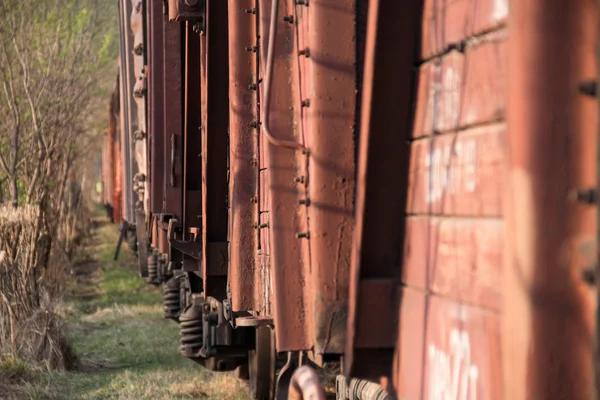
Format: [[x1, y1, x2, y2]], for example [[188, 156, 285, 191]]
[[424, 139, 477, 205], [428, 328, 479, 400]]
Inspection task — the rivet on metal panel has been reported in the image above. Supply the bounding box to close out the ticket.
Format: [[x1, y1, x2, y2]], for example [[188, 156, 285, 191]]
[[134, 130, 147, 141], [133, 43, 143, 56], [244, 8, 257, 14], [570, 188, 597, 204], [301, 99, 310, 108], [283, 15, 294, 23], [294, 176, 306, 185], [133, 87, 146, 98], [295, 232, 310, 239], [582, 266, 597, 286], [448, 41, 466, 53], [579, 80, 597, 97], [298, 48, 310, 57], [298, 198, 310, 206], [246, 46, 258, 52], [134, 173, 146, 182]]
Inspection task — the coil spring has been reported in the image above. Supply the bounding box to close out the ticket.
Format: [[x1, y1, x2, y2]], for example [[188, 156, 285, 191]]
[[147, 252, 158, 284], [179, 306, 204, 356], [163, 277, 181, 321]]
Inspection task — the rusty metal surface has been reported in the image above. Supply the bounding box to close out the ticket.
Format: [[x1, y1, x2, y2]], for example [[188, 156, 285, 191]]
[[148, 0, 166, 215], [158, 225, 168, 254], [503, 0, 597, 398], [421, 0, 508, 60], [117, 0, 136, 223], [108, 2, 600, 399], [392, 288, 426, 399], [129, 0, 148, 212], [258, 0, 310, 351], [227, 0, 260, 312], [404, 217, 503, 312], [163, 16, 183, 217], [407, 124, 505, 217], [423, 295, 502, 399], [345, 0, 421, 379], [129, 0, 149, 277], [182, 23, 203, 231], [294, 0, 357, 356], [200, 0, 229, 299]]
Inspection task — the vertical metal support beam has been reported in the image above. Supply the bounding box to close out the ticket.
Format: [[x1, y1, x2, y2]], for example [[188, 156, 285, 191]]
[[302, 0, 357, 356], [596, 0, 600, 391], [345, 0, 421, 382], [258, 0, 310, 352], [200, 0, 230, 299], [149, 0, 166, 215], [118, 0, 136, 223], [183, 23, 202, 230], [227, 0, 259, 311], [504, 0, 597, 398], [163, 17, 183, 218]]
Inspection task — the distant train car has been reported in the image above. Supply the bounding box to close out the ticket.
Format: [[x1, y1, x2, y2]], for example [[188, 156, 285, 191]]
[[102, 0, 599, 399]]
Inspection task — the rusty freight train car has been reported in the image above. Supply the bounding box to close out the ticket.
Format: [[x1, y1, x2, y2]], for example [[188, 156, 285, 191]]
[[101, 0, 600, 398]]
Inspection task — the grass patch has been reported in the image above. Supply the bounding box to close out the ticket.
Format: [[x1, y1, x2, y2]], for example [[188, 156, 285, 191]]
[[0, 356, 33, 383], [8, 219, 251, 400]]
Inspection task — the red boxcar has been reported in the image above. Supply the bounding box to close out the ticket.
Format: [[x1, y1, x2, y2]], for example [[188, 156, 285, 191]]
[[101, 0, 599, 398]]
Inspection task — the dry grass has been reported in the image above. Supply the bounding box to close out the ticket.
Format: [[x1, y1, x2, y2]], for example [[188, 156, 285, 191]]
[[1, 218, 252, 399], [0, 204, 75, 372]]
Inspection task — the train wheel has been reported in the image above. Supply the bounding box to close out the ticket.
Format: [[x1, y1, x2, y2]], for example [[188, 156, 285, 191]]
[[248, 326, 276, 400]]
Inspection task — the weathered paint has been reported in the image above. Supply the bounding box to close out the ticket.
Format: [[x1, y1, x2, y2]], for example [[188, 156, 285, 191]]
[[421, 0, 508, 59], [403, 217, 503, 312], [258, 0, 310, 351], [182, 23, 202, 231], [227, 0, 261, 312], [129, 0, 148, 210], [298, 0, 357, 355], [200, 0, 229, 300], [407, 124, 505, 217], [423, 296, 502, 400], [117, 0, 136, 223], [148, 0, 166, 215], [162, 16, 183, 218], [503, 0, 597, 398], [346, 0, 421, 380], [413, 37, 507, 138]]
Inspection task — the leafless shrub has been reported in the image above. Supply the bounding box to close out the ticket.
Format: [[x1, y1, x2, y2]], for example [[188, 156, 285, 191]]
[[0, 205, 74, 368], [0, 0, 116, 369]]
